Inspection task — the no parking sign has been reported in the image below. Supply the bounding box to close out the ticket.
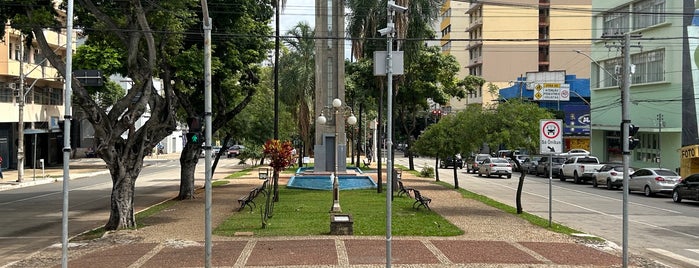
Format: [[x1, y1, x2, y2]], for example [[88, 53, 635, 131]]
[[540, 119, 563, 154]]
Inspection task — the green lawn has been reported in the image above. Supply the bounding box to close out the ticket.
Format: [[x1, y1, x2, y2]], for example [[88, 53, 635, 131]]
[[214, 186, 463, 236]]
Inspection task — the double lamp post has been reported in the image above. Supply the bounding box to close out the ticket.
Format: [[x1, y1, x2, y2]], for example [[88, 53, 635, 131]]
[[316, 98, 356, 212]]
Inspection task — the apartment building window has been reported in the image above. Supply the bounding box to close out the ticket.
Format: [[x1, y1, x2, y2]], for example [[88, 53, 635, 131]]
[[633, 0, 665, 30], [603, 7, 629, 35], [50, 88, 63, 105], [441, 8, 451, 20], [597, 49, 664, 88], [600, 57, 621, 88], [441, 25, 451, 37], [14, 43, 22, 60], [0, 83, 13, 103], [631, 49, 664, 84], [442, 41, 451, 52]]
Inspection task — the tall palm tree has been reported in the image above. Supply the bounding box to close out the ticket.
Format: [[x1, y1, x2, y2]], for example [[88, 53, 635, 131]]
[[280, 22, 315, 158]]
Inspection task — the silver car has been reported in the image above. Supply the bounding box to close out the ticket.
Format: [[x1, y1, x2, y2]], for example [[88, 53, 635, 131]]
[[593, 164, 634, 190], [478, 157, 512, 179], [628, 168, 681, 197]]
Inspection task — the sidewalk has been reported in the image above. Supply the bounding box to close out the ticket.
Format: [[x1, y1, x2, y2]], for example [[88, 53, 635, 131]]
[[0, 154, 179, 192], [5, 162, 663, 268]]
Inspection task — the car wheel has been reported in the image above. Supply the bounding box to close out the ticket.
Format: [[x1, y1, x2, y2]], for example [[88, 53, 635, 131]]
[[672, 190, 682, 203], [644, 186, 654, 197], [559, 171, 565, 181], [592, 179, 598, 188], [507, 174, 512, 179], [573, 172, 580, 184], [606, 179, 613, 190]]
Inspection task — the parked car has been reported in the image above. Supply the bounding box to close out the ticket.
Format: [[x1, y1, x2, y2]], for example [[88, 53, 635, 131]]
[[439, 155, 463, 169], [535, 156, 566, 177], [560, 156, 604, 184], [467, 154, 491, 174], [227, 145, 245, 158], [478, 157, 512, 179], [593, 164, 634, 190], [520, 156, 542, 174], [628, 168, 681, 197], [672, 173, 699, 203], [557, 149, 590, 157], [212, 146, 223, 156]]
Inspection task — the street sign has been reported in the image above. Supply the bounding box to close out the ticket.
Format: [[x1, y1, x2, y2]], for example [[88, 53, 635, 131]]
[[540, 119, 563, 154], [533, 83, 570, 101]]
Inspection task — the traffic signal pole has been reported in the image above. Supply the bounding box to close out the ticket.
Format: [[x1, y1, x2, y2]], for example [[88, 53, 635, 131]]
[[621, 32, 632, 268], [603, 32, 641, 268]]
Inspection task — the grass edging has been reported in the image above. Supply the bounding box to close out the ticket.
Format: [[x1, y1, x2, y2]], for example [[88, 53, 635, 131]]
[[434, 181, 602, 241]]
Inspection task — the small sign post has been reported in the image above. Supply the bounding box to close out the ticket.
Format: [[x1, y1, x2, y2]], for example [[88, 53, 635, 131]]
[[539, 119, 562, 227]]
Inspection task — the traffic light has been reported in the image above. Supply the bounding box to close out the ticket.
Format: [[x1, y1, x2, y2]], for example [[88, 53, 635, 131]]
[[628, 124, 640, 150], [186, 132, 201, 143]]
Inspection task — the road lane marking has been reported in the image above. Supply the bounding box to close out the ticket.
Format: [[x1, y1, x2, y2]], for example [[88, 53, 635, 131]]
[[647, 248, 699, 267]]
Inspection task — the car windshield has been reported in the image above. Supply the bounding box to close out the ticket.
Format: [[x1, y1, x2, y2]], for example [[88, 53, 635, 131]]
[[612, 166, 631, 172], [578, 158, 598, 163], [655, 170, 678, 176], [492, 158, 509, 163], [552, 158, 566, 163]]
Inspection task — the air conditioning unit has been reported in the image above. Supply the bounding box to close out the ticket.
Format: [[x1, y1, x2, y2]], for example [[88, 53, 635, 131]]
[[8, 83, 16, 90]]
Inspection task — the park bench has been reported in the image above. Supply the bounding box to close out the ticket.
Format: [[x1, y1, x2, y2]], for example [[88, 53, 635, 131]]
[[362, 158, 371, 168], [237, 189, 258, 212], [255, 179, 269, 197], [396, 180, 414, 197], [412, 189, 431, 210]]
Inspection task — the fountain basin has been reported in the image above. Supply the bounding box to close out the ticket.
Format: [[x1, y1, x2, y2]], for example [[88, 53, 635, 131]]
[[287, 175, 377, 190]]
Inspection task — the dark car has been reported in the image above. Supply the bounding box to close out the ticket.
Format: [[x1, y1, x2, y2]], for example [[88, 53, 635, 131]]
[[673, 174, 699, 203], [227, 145, 245, 158], [467, 154, 491, 174], [439, 155, 463, 169], [521, 156, 542, 174], [535, 156, 566, 177]]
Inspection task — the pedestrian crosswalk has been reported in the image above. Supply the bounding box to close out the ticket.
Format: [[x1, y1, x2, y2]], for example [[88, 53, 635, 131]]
[[647, 248, 699, 267]]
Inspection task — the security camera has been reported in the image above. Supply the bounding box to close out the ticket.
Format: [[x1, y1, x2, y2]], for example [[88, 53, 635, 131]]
[[378, 26, 394, 36], [388, 1, 408, 13]]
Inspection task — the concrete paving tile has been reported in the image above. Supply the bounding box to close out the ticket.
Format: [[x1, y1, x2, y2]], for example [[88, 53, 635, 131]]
[[431, 240, 544, 264], [520, 242, 622, 266], [344, 239, 442, 265], [245, 239, 337, 266]]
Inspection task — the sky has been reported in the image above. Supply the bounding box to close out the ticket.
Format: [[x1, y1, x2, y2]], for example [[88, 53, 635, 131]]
[[277, 0, 316, 33], [274, 0, 353, 59]]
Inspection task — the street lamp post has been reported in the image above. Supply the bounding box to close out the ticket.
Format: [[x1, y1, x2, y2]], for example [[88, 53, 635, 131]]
[[317, 98, 357, 213]]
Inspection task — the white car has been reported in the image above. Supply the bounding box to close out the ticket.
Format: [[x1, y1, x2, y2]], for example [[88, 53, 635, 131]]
[[628, 168, 681, 197], [593, 164, 634, 190], [478, 157, 512, 179], [557, 149, 590, 157]]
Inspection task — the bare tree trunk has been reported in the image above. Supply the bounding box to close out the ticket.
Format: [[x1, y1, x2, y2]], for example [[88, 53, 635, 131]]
[[452, 164, 459, 189], [103, 152, 146, 230], [178, 141, 201, 200], [435, 157, 440, 182], [512, 155, 524, 214]]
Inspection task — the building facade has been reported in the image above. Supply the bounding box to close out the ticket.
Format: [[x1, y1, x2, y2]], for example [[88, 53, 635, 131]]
[[589, 0, 685, 172], [1, 25, 72, 170], [456, 0, 591, 109]]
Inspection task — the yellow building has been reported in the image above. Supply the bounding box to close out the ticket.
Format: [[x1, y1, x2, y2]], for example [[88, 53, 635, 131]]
[[1, 23, 73, 169], [439, 0, 591, 111]]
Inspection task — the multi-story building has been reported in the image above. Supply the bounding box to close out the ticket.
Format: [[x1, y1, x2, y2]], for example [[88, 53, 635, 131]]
[[589, 0, 687, 173], [456, 0, 591, 109], [1, 25, 73, 170]]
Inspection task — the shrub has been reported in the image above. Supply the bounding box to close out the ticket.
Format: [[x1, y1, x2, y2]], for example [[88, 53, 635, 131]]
[[419, 165, 434, 178]]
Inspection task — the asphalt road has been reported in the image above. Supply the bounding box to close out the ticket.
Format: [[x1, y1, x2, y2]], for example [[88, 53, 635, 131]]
[[0, 159, 185, 266], [395, 156, 699, 268]]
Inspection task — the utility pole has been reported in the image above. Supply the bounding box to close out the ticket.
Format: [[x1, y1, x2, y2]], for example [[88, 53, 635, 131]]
[[602, 32, 641, 268], [17, 34, 25, 183], [657, 113, 663, 168]]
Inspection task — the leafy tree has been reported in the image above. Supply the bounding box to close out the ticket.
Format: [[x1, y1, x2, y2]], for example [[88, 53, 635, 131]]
[[171, 0, 274, 200], [279, 22, 315, 163], [396, 45, 464, 170], [475, 99, 553, 213]]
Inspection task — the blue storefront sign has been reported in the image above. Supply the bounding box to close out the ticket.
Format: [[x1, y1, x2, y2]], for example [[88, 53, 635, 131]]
[[564, 105, 590, 136]]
